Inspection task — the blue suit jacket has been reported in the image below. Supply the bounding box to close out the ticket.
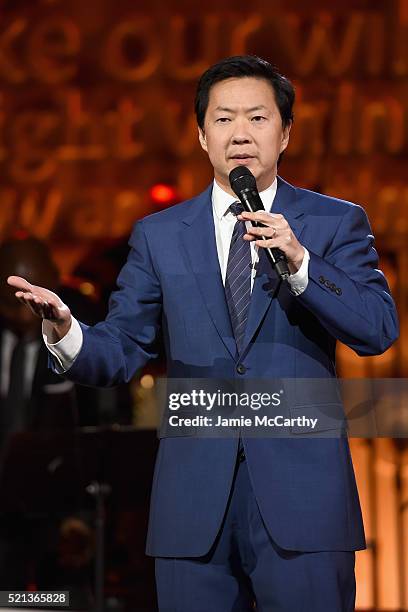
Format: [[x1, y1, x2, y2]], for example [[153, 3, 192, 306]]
[[61, 177, 398, 556]]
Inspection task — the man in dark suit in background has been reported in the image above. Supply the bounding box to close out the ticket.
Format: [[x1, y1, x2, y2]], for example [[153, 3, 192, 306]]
[[0, 236, 78, 588], [8, 56, 399, 611], [0, 237, 77, 443]]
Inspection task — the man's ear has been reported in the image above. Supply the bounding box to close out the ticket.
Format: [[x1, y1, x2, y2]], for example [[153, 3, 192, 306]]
[[198, 127, 208, 152], [280, 121, 292, 154]]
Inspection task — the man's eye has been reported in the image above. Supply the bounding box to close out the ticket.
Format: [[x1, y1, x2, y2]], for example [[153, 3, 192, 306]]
[[252, 116, 266, 122], [215, 117, 231, 123]]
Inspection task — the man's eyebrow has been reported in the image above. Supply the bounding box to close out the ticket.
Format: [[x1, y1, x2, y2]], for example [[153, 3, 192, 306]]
[[246, 105, 268, 112], [214, 106, 234, 113], [214, 105, 269, 113]]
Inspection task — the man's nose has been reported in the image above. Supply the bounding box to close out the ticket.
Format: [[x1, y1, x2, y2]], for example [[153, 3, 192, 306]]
[[231, 119, 252, 144], [231, 134, 251, 144]]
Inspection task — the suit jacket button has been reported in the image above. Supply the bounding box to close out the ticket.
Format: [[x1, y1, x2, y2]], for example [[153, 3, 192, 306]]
[[335, 287, 342, 296], [319, 275, 325, 284], [236, 364, 246, 375], [325, 279, 331, 288], [330, 283, 336, 291]]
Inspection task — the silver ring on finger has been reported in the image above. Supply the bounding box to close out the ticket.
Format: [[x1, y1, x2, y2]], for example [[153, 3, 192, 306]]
[[271, 226, 277, 238]]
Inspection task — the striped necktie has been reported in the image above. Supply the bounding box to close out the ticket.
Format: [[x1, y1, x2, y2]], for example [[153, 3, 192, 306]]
[[225, 201, 252, 355]]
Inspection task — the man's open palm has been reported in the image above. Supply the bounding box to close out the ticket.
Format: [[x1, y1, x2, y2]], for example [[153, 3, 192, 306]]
[[7, 276, 71, 329]]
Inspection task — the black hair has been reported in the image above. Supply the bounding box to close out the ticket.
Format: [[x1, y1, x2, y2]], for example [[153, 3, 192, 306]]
[[194, 55, 295, 130]]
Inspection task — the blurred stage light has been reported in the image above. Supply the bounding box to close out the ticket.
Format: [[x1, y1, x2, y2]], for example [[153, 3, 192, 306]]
[[149, 183, 178, 206], [79, 281, 96, 297], [140, 374, 155, 389], [11, 230, 30, 241]]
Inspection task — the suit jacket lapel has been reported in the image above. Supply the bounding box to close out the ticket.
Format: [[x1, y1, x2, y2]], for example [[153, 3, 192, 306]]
[[179, 178, 307, 360], [180, 186, 236, 359], [241, 177, 306, 354]]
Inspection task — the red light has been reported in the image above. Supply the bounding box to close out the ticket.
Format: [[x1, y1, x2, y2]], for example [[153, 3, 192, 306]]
[[150, 183, 177, 205], [12, 230, 30, 241]]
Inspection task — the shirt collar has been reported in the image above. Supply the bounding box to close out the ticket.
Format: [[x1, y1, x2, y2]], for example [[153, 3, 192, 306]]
[[212, 177, 278, 219]]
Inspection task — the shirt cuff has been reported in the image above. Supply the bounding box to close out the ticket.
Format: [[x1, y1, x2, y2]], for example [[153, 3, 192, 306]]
[[42, 316, 83, 373], [287, 248, 310, 295]]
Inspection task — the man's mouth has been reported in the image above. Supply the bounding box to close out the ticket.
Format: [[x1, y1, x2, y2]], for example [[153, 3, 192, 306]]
[[230, 154, 255, 164]]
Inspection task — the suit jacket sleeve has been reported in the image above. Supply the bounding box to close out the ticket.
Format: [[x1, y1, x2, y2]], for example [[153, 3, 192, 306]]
[[61, 220, 163, 386], [297, 203, 398, 356]]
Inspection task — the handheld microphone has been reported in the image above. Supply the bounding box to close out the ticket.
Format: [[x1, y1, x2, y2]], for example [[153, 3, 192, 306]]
[[229, 166, 290, 281]]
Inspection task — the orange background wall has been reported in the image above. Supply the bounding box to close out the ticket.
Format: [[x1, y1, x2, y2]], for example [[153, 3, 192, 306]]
[[0, 0, 407, 607]]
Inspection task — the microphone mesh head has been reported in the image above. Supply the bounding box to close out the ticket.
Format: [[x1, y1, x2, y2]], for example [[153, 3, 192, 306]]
[[229, 166, 257, 196]]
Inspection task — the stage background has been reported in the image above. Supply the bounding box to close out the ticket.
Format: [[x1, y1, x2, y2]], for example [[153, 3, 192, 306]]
[[0, 0, 407, 608]]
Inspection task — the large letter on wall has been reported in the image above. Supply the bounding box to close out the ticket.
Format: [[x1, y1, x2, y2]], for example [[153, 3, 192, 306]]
[[104, 18, 161, 82]]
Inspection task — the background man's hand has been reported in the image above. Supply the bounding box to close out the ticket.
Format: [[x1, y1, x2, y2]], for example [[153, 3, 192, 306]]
[[239, 211, 305, 274], [7, 275, 72, 342]]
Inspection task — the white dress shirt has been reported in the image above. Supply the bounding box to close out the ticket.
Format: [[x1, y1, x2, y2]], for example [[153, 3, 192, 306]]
[[44, 179, 309, 371], [212, 178, 309, 290]]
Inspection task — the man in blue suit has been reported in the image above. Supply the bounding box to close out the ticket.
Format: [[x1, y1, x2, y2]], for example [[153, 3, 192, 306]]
[[8, 56, 398, 611]]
